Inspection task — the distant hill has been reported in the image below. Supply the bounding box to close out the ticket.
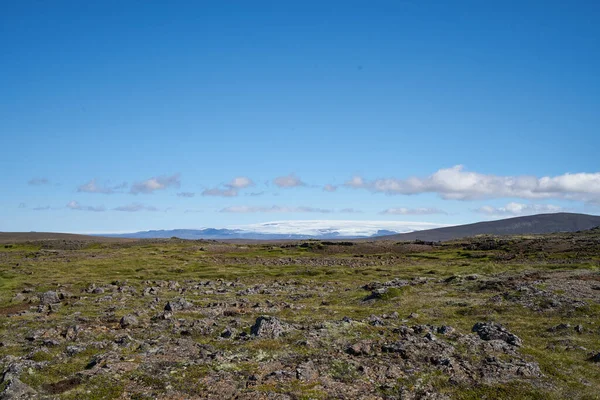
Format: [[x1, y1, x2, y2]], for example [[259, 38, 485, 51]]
[[100, 228, 399, 240], [0, 232, 132, 243], [0, 228, 412, 243], [376, 213, 600, 242], [5, 213, 599, 243], [101, 228, 295, 240]]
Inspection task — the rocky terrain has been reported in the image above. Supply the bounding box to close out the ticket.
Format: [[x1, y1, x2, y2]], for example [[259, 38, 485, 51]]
[[1, 229, 600, 399]]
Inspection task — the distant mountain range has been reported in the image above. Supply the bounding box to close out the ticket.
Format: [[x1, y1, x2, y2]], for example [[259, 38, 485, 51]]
[[99, 228, 402, 240], [95, 213, 600, 241], [376, 212, 600, 242], [3, 213, 599, 243]]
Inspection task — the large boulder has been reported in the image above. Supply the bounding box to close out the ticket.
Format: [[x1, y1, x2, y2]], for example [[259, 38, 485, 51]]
[[346, 341, 373, 356], [472, 322, 522, 347], [0, 376, 37, 400], [0, 361, 37, 400], [296, 360, 318, 381], [39, 291, 60, 305], [250, 316, 290, 338], [120, 314, 139, 329], [164, 298, 193, 312]]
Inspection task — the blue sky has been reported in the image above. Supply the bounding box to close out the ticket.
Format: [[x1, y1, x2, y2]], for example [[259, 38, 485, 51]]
[[2, 1, 599, 234]]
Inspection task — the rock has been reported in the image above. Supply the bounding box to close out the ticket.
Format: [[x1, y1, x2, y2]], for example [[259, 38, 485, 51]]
[[472, 322, 522, 347], [363, 288, 389, 301], [57, 290, 74, 300], [120, 314, 139, 329], [25, 330, 44, 342], [153, 311, 173, 320], [39, 291, 60, 305], [66, 345, 86, 356], [220, 327, 235, 339], [266, 370, 292, 380], [117, 286, 137, 294], [479, 354, 542, 379], [0, 375, 37, 399], [296, 360, 318, 381], [143, 287, 159, 296], [115, 335, 135, 347], [11, 293, 26, 303], [164, 298, 193, 312], [382, 324, 542, 385], [42, 339, 61, 347], [347, 341, 372, 356], [412, 325, 431, 334], [575, 324, 584, 334], [250, 316, 290, 338], [0, 361, 38, 400], [590, 352, 600, 363], [92, 287, 105, 294], [362, 278, 410, 291], [63, 325, 80, 341], [85, 354, 103, 370], [48, 303, 61, 313], [548, 323, 571, 332], [437, 326, 455, 335], [444, 275, 463, 284]]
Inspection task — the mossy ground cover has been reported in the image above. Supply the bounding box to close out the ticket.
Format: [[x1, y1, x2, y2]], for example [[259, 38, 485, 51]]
[[0, 233, 599, 398]]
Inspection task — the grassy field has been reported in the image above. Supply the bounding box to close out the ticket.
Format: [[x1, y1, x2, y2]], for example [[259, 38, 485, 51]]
[[0, 231, 599, 399]]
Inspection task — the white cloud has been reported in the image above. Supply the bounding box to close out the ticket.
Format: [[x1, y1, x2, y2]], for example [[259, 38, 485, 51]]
[[227, 176, 254, 189], [201, 176, 255, 197], [202, 188, 238, 197], [66, 201, 105, 212], [77, 179, 126, 194], [247, 191, 265, 197], [273, 174, 305, 188], [474, 202, 564, 217], [323, 184, 337, 192], [343, 165, 600, 202], [220, 205, 332, 213], [113, 203, 158, 212], [229, 220, 447, 237], [340, 208, 363, 213], [380, 207, 447, 215], [130, 174, 180, 194], [344, 176, 366, 188], [28, 178, 49, 186]]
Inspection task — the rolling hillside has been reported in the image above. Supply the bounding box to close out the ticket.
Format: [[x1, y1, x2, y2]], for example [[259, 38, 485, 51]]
[[0, 232, 132, 243], [377, 212, 600, 242]]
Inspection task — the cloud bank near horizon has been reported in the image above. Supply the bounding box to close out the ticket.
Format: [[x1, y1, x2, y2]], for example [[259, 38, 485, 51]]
[[17, 167, 600, 233], [474, 202, 564, 217], [342, 165, 600, 202], [29, 166, 600, 204]]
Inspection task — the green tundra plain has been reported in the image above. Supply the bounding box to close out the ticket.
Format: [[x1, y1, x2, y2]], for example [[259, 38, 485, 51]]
[[1, 229, 600, 399]]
